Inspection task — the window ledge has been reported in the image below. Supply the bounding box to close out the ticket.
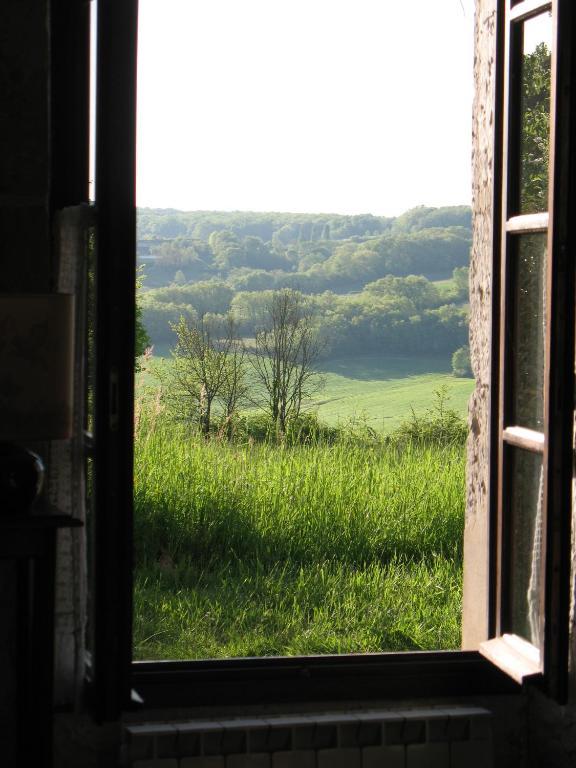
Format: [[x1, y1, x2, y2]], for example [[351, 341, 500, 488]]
[[479, 634, 542, 684]]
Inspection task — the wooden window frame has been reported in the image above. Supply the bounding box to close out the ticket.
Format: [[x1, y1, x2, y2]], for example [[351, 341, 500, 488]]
[[479, 0, 575, 702], [84, 0, 575, 720]]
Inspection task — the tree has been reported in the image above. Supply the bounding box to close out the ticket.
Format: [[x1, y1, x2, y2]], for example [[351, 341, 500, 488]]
[[216, 326, 249, 439], [452, 345, 473, 378], [168, 314, 238, 435], [520, 42, 551, 213], [251, 289, 324, 434], [452, 266, 469, 299], [135, 267, 151, 368]]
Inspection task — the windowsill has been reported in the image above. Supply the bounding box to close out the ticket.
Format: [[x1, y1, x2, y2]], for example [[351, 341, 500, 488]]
[[129, 651, 520, 709], [479, 634, 542, 684]]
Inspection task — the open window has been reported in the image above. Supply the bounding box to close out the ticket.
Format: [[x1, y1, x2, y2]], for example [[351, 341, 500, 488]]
[[86, 0, 575, 719], [479, 0, 575, 701]]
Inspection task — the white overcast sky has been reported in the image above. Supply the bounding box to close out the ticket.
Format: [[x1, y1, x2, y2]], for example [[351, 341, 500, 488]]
[[136, 0, 475, 217]]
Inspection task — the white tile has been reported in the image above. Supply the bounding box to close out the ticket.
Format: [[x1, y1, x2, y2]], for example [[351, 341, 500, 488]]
[[227, 755, 271, 768], [224, 719, 269, 730], [318, 748, 361, 768], [127, 725, 177, 735], [265, 715, 315, 728], [362, 745, 405, 768], [313, 713, 361, 725], [272, 750, 316, 768], [450, 740, 493, 768], [177, 722, 226, 734], [180, 758, 225, 768], [359, 712, 403, 724], [406, 742, 449, 768], [470, 716, 492, 741], [126, 732, 154, 761]]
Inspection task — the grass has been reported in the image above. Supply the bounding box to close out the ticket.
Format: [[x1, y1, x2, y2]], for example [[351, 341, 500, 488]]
[[133, 410, 465, 660], [140, 351, 475, 433], [314, 354, 474, 430]]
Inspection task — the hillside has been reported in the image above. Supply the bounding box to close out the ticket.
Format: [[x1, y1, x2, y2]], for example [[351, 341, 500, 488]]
[[137, 204, 472, 365]]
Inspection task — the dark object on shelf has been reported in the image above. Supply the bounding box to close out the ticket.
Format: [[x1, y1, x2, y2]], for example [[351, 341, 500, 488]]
[[0, 442, 45, 513]]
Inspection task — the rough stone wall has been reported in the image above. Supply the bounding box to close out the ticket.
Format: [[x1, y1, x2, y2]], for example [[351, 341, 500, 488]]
[[462, 0, 498, 649]]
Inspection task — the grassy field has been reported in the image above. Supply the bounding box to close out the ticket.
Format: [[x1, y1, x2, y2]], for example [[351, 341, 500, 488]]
[[314, 355, 473, 430], [133, 411, 465, 660], [140, 351, 474, 433]]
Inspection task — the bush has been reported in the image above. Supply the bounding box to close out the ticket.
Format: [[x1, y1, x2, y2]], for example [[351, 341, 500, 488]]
[[452, 345, 472, 377], [391, 386, 468, 447], [233, 411, 341, 445]]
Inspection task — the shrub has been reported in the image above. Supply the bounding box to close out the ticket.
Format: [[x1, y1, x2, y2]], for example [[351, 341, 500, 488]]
[[391, 386, 468, 447], [452, 345, 472, 377]]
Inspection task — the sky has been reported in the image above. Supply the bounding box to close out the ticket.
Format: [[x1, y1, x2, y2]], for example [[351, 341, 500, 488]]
[[136, 0, 475, 217]]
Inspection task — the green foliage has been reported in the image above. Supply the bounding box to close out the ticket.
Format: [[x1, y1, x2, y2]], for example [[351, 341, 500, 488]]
[[137, 205, 472, 365], [391, 205, 471, 233], [520, 42, 551, 213], [391, 386, 468, 447], [451, 266, 469, 299], [135, 268, 151, 367], [452, 345, 472, 378]]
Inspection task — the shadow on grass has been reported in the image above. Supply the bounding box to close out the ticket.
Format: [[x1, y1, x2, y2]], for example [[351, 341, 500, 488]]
[[317, 354, 455, 382]]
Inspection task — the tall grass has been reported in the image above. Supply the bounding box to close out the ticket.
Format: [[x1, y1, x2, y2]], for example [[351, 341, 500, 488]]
[[133, 405, 466, 659]]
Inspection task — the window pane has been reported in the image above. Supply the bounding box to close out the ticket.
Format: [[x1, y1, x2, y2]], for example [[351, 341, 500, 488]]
[[518, 12, 552, 214], [508, 447, 543, 647], [509, 232, 547, 430]]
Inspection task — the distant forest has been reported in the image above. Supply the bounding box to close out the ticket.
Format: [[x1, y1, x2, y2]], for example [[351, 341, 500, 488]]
[[137, 205, 471, 359]]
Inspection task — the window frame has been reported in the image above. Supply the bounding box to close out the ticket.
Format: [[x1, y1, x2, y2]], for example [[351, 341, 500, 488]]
[[87, 0, 574, 720], [479, 0, 575, 702]]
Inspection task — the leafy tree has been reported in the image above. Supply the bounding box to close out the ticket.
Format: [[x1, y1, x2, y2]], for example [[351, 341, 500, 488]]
[[452, 345, 473, 378], [173, 269, 186, 285], [251, 290, 324, 434], [168, 314, 239, 435], [209, 230, 244, 270], [135, 268, 151, 368], [216, 327, 249, 438], [452, 266, 469, 299], [364, 274, 440, 310], [520, 41, 551, 213]]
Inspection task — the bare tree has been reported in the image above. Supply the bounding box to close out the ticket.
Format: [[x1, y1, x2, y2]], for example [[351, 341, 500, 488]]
[[168, 314, 237, 436], [216, 318, 249, 439], [251, 289, 324, 434]]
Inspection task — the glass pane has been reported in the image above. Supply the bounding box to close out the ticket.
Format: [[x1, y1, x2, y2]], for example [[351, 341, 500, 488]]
[[518, 12, 552, 214], [510, 233, 547, 430], [508, 447, 544, 647]]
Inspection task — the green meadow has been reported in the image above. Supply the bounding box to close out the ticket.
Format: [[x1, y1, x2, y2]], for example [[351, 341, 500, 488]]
[[133, 359, 471, 660], [140, 351, 474, 433], [314, 355, 474, 430]]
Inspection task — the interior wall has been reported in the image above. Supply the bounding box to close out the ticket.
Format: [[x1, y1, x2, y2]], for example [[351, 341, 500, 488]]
[[0, 1, 51, 764], [0, 0, 51, 292]]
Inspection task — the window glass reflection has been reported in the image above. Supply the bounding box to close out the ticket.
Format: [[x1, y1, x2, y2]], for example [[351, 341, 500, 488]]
[[518, 12, 552, 214], [510, 233, 546, 430], [508, 447, 543, 647]]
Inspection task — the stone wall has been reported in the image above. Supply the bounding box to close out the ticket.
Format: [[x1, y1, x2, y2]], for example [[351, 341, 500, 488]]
[[462, 0, 498, 650]]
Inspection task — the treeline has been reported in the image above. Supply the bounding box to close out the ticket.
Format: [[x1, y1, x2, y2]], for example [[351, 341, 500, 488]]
[[141, 269, 469, 357], [138, 205, 471, 294], [138, 205, 470, 242], [137, 204, 471, 361]]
